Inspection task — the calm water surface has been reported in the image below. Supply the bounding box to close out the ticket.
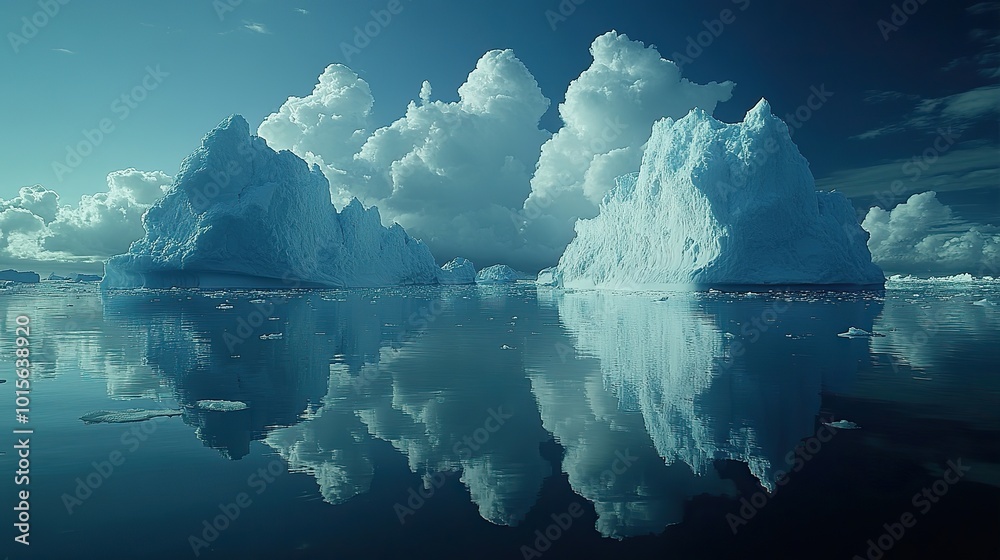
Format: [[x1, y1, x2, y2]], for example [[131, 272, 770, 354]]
[[1, 280, 997, 559]]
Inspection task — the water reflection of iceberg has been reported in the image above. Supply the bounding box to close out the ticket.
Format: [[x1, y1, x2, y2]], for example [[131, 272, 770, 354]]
[[101, 288, 439, 458], [527, 288, 882, 536]]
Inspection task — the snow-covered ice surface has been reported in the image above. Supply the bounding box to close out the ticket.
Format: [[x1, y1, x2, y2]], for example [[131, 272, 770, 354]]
[[551, 100, 885, 289], [195, 400, 249, 412], [80, 409, 182, 424], [439, 257, 477, 285], [101, 115, 443, 289], [476, 264, 530, 283]]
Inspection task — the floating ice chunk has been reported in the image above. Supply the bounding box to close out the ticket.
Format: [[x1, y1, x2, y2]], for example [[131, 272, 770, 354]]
[[500, 344, 516, 350], [81, 409, 182, 424], [973, 298, 995, 307], [439, 257, 477, 285], [837, 327, 884, 338], [260, 333, 283, 340], [196, 400, 249, 412], [216, 302, 234, 310], [823, 419, 860, 430], [476, 264, 530, 283]]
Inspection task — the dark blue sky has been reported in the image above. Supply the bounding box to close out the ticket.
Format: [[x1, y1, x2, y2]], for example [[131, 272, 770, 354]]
[[2, 0, 997, 223]]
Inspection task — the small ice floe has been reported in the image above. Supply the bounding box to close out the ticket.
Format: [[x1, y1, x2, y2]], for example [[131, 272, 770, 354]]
[[81, 409, 182, 424], [653, 296, 670, 302], [249, 298, 266, 304], [973, 298, 995, 307], [195, 400, 249, 412], [823, 419, 860, 430], [216, 302, 234, 310], [723, 332, 736, 339], [259, 333, 283, 340], [837, 327, 884, 338], [500, 344, 516, 350]]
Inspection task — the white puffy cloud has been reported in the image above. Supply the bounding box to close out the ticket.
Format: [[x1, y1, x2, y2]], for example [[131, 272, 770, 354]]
[[520, 31, 735, 262], [863, 191, 1000, 276], [0, 168, 172, 265], [257, 63, 374, 181], [260, 49, 553, 269], [257, 31, 735, 272]]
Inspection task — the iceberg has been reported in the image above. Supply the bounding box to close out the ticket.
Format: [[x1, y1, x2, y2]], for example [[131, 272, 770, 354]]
[[476, 264, 529, 284], [46, 272, 102, 282], [80, 409, 182, 424], [195, 399, 249, 412], [0, 269, 39, 283], [438, 257, 477, 285], [101, 115, 444, 289], [550, 100, 885, 288]]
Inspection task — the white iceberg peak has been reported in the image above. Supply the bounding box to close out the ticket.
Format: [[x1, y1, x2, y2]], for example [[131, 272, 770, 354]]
[[550, 101, 884, 288]]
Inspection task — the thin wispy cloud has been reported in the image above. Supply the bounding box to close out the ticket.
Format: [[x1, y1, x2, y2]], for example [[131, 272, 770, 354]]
[[243, 21, 272, 34]]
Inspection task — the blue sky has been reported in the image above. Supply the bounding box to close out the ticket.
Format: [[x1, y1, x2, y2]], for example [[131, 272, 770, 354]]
[[1, 0, 997, 274]]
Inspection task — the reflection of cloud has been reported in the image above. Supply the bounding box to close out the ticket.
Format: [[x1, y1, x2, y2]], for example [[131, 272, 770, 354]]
[[266, 287, 551, 525]]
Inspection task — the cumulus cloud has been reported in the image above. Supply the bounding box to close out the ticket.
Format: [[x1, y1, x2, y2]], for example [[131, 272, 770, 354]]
[[257, 31, 735, 271], [0, 169, 172, 265], [521, 31, 735, 262], [863, 191, 1000, 276]]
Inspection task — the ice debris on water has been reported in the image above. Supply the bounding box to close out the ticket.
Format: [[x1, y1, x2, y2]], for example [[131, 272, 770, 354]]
[[260, 333, 283, 340], [81, 409, 182, 424], [837, 327, 884, 338], [973, 298, 995, 307], [195, 400, 249, 412], [823, 419, 860, 430]]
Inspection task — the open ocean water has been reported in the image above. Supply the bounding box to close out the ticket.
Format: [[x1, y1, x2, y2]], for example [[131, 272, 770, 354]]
[[1, 279, 998, 559]]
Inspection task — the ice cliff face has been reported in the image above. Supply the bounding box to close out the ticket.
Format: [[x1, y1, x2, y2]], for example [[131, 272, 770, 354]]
[[552, 100, 884, 288], [101, 115, 442, 289]]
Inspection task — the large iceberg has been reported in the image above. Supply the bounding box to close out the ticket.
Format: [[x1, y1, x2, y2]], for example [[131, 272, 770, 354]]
[[0, 269, 39, 283], [101, 115, 443, 289], [550, 100, 884, 288]]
